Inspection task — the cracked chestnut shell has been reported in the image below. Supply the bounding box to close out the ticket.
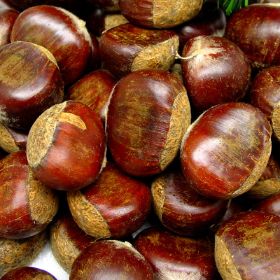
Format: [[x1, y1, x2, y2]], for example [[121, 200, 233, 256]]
[[1, 267, 56, 280], [181, 102, 272, 200], [27, 101, 106, 191], [107, 70, 191, 176]]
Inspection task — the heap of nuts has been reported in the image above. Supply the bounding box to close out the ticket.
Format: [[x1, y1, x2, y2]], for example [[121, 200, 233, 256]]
[[0, 0, 280, 279]]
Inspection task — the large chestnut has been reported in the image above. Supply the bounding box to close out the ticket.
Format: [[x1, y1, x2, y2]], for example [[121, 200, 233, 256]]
[[181, 36, 251, 112], [11, 5, 94, 85], [107, 70, 191, 176], [181, 103, 272, 200], [27, 101, 106, 191], [0, 151, 58, 239], [1, 267, 56, 280], [70, 240, 154, 280], [0, 41, 63, 130], [226, 4, 280, 68]]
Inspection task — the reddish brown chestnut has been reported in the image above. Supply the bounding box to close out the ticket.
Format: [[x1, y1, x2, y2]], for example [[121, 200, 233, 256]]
[[0, 124, 27, 153], [0, 151, 58, 239], [0, 8, 18, 46], [0, 41, 63, 130], [215, 211, 280, 280], [107, 70, 191, 176], [119, 0, 203, 28], [27, 101, 106, 191], [256, 192, 280, 216], [152, 170, 228, 236], [0, 231, 46, 277], [70, 240, 154, 280], [226, 4, 280, 68], [50, 212, 95, 272], [135, 227, 217, 280], [11, 5, 94, 85], [1, 267, 56, 280], [68, 69, 116, 120], [181, 36, 251, 112], [100, 23, 179, 77], [67, 163, 151, 239], [181, 103, 272, 200]]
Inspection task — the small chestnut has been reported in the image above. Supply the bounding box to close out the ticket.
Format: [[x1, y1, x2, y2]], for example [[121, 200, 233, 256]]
[[1, 267, 56, 280], [0, 8, 18, 47]]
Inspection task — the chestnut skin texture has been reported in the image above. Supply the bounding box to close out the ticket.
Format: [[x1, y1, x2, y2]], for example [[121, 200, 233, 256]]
[[68, 69, 116, 120], [0, 8, 18, 46], [0, 41, 64, 130], [226, 4, 280, 68], [70, 240, 153, 280], [0, 151, 58, 239], [152, 170, 228, 236], [11, 5, 93, 85], [100, 23, 179, 77], [68, 163, 151, 239], [1, 267, 56, 280], [107, 70, 191, 177], [27, 101, 106, 191], [181, 103, 272, 200], [256, 193, 280, 216], [215, 211, 280, 280], [182, 36, 251, 112], [135, 227, 217, 280]]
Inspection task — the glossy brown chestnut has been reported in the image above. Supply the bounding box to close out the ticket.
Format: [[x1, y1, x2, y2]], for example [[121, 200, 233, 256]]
[[100, 23, 179, 77], [226, 4, 280, 68], [50, 212, 95, 272], [0, 231, 46, 277], [135, 227, 217, 280], [152, 170, 228, 236], [181, 103, 272, 200], [181, 36, 251, 112], [215, 211, 280, 280], [1, 267, 56, 280], [68, 69, 116, 120], [11, 5, 94, 85], [0, 8, 18, 46], [27, 101, 106, 191], [67, 163, 151, 238], [0, 151, 58, 239], [0, 41, 63, 130], [107, 70, 191, 176], [0, 124, 27, 153], [119, 0, 203, 28], [70, 240, 154, 280]]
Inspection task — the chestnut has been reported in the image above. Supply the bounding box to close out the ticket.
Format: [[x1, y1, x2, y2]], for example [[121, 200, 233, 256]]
[[100, 23, 179, 77], [181, 103, 272, 200], [215, 211, 280, 280], [107, 70, 191, 176], [0, 41, 63, 130], [152, 170, 228, 236], [11, 5, 94, 85], [0, 151, 58, 239], [1, 267, 56, 280], [67, 163, 151, 239], [119, 0, 203, 28], [0, 8, 18, 47], [226, 4, 280, 68], [181, 36, 251, 112], [0, 124, 27, 153], [50, 212, 95, 272], [70, 240, 154, 280], [135, 227, 217, 280], [0, 231, 46, 277], [27, 101, 106, 191], [67, 69, 116, 120]]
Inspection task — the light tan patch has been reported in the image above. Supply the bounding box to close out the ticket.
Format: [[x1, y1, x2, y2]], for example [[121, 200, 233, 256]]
[[67, 191, 111, 239], [104, 14, 128, 31], [31, 43, 58, 67], [58, 112, 86, 130], [153, 0, 203, 28], [0, 124, 19, 153], [151, 177, 165, 221], [157, 269, 203, 280], [215, 235, 242, 280], [246, 179, 280, 199], [132, 36, 179, 72], [160, 89, 191, 170], [26, 102, 67, 168], [272, 105, 280, 141], [27, 170, 58, 224]]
